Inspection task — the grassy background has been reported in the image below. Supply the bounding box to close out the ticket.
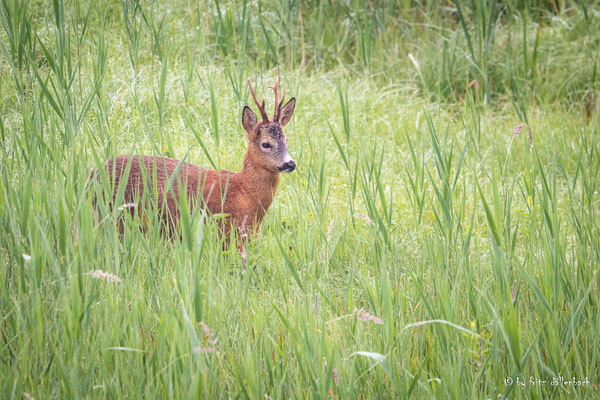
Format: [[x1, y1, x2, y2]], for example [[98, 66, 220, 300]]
[[1, 0, 599, 398]]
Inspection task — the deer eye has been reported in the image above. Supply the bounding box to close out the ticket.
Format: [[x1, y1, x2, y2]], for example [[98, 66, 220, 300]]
[[261, 143, 271, 149]]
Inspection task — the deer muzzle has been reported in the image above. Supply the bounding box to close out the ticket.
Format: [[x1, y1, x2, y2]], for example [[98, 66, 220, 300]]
[[279, 153, 296, 173]]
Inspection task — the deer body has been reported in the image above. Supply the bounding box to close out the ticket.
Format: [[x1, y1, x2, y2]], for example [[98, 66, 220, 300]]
[[103, 152, 280, 236], [97, 75, 296, 240]]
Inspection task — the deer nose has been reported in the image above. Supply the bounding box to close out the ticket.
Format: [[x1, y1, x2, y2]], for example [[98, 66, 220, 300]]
[[280, 160, 296, 173]]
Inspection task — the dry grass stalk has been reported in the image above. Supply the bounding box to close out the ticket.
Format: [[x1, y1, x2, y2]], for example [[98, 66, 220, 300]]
[[353, 308, 383, 324], [354, 213, 375, 226], [89, 270, 122, 283]]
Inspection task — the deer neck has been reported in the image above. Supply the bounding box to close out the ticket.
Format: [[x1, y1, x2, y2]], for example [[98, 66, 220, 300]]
[[238, 152, 280, 213]]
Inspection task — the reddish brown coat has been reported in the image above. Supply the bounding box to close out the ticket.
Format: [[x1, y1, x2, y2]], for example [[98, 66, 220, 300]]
[[99, 150, 280, 238], [95, 75, 296, 241]]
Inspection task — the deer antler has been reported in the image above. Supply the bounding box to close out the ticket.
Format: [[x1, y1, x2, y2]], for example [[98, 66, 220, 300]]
[[269, 72, 286, 122], [248, 78, 269, 122]]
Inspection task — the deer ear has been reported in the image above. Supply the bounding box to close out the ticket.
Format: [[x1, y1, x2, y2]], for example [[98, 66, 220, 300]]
[[242, 106, 257, 135], [279, 98, 295, 127]]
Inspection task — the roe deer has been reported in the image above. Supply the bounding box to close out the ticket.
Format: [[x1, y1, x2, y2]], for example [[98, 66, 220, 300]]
[[94, 74, 296, 241]]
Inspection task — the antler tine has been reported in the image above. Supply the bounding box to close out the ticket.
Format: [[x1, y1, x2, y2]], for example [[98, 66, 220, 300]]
[[269, 72, 285, 122], [248, 78, 269, 122]]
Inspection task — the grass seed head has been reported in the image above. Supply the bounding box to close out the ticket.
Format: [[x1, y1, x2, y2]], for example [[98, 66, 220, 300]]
[[89, 270, 123, 283], [355, 213, 375, 226], [353, 307, 383, 324], [511, 280, 517, 303], [193, 346, 217, 354], [512, 123, 523, 136], [201, 321, 217, 345], [529, 126, 534, 150]]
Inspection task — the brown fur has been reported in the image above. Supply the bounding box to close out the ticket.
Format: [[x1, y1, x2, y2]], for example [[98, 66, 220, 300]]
[[97, 150, 279, 239], [94, 76, 295, 242]]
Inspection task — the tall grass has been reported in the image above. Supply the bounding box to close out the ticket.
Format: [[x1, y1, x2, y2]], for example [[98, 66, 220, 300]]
[[1, 0, 599, 398]]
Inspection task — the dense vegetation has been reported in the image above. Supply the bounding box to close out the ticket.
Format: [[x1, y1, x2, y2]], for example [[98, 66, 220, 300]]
[[1, 0, 598, 398]]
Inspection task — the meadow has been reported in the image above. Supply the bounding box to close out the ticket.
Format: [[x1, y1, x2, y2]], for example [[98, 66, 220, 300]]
[[1, 0, 599, 398]]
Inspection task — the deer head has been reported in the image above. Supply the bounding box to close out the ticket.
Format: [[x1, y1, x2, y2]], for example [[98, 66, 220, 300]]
[[242, 74, 296, 173]]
